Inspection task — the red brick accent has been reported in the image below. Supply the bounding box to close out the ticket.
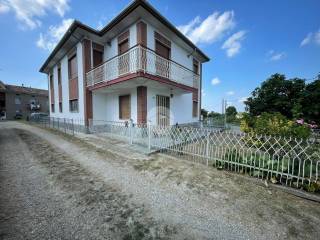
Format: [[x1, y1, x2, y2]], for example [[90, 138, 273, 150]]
[[82, 39, 92, 126], [137, 86, 147, 124], [192, 91, 198, 102]]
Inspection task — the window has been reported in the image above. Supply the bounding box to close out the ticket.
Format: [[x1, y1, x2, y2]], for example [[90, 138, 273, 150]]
[[59, 102, 62, 113], [93, 49, 103, 67], [15, 95, 21, 105], [69, 99, 78, 112], [50, 74, 54, 89], [51, 103, 55, 112], [68, 54, 77, 80], [58, 67, 62, 85], [193, 101, 198, 117], [119, 95, 131, 119]]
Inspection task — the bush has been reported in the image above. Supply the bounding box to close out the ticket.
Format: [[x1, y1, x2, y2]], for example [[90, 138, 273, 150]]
[[240, 112, 311, 138]]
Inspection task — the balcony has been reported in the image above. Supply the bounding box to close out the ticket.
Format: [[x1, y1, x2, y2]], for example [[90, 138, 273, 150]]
[[86, 45, 199, 90]]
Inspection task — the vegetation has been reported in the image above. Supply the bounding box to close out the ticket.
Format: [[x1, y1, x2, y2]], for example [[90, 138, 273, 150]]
[[225, 106, 238, 124], [240, 112, 311, 138], [245, 73, 320, 124]]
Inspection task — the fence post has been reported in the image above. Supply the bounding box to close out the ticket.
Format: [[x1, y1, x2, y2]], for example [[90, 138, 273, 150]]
[[206, 132, 210, 166], [129, 119, 133, 145], [72, 119, 74, 136], [148, 121, 151, 151], [64, 118, 66, 134]]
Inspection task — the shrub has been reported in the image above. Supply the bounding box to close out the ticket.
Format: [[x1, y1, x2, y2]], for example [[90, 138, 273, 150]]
[[240, 112, 311, 139]]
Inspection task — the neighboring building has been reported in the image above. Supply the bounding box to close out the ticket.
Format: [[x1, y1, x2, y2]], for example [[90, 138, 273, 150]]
[[39, 0, 209, 126], [0, 81, 48, 120]]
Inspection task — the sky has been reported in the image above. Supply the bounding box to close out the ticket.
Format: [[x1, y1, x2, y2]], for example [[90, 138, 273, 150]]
[[0, 0, 319, 112]]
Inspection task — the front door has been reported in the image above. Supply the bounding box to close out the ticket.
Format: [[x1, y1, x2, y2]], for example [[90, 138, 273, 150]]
[[156, 95, 170, 126]]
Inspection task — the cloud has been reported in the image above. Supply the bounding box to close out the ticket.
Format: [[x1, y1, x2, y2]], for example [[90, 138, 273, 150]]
[[226, 91, 235, 96], [211, 77, 221, 85], [222, 30, 246, 57], [238, 97, 248, 103], [267, 50, 286, 61], [177, 16, 201, 35], [300, 33, 313, 46], [0, 0, 70, 29], [0, 2, 9, 13], [177, 11, 235, 44], [300, 30, 320, 47], [201, 89, 206, 97], [36, 18, 74, 51]]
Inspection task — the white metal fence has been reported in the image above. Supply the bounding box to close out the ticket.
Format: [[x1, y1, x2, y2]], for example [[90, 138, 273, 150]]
[[86, 45, 200, 89], [31, 117, 320, 188]]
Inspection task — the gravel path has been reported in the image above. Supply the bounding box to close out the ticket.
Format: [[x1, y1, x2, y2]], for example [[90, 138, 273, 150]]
[[1, 121, 320, 240]]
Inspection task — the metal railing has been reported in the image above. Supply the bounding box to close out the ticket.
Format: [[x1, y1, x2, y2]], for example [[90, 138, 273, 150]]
[[31, 117, 320, 189], [30, 117, 87, 135], [86, 45, 200, 89]]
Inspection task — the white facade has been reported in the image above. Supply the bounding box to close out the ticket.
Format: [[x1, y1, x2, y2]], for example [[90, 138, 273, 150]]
[[46, 4, 206, 126], [49, 42, 85, 120]]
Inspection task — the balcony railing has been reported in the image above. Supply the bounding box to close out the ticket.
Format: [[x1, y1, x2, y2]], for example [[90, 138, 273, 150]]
[[86, 45, 200, 89]]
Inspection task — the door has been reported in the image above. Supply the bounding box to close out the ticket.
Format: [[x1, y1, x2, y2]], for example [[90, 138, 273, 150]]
[[155, 40, 170, 79], [93, 49, 104, 83], [118, 39, 129, 75], [156, 95, 170, 126]]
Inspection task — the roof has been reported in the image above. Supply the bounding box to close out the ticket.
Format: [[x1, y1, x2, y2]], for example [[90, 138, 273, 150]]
[[1, 83, 48, 96], [40, 0, 210, 73]]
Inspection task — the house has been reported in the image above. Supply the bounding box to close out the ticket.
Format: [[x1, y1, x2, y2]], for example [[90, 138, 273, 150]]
[[39, 0, 209, 127], [0, 81, 48, 120]]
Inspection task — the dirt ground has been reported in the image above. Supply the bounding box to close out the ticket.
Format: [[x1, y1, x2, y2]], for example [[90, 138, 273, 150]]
[[0, 121, 320, 240]]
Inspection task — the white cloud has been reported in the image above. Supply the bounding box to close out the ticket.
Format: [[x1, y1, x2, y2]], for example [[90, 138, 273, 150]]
[[0, 0, 70, 29], [177, 11, 235, 44], [238, 97, 248, 103], [201, 89, 206, 97], [177, 16, 200, 35], [267, 50, 286, 61], [36, 18, 73, 51], [300, 30, 320, 47], [211, 77, 221, 85], [226, 91, 235, 96], [300, 33, 313, 46], [0, 2, 10, 13], [315, 30, 320, 44], [222, 30, 246, 57]]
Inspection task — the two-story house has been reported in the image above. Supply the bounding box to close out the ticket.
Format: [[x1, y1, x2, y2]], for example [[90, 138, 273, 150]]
[[40, 0, 209, 127]]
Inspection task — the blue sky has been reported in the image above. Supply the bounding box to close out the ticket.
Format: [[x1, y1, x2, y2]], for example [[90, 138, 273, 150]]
[[0, 0, 319, 112]]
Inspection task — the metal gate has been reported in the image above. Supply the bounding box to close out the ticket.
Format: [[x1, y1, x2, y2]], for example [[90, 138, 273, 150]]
[[156, 95, 170, 126]]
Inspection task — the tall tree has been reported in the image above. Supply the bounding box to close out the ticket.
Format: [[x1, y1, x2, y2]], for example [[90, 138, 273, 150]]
[[245, 74, 305, 119], [226, 106, 237, 123]]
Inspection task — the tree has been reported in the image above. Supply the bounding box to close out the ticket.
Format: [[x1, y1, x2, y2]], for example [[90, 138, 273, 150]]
[[226, 106, 237, 123], [245, 74, 305, 119], [301, 79, 320, 123], [201, 108, 208, 118]]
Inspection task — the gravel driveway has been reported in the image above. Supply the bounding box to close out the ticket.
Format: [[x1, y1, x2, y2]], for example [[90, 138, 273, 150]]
[[0, 121, 319, 240]]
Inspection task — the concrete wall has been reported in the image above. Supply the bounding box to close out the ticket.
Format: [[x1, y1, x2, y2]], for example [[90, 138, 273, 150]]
[[92, 88, 137, 123]]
